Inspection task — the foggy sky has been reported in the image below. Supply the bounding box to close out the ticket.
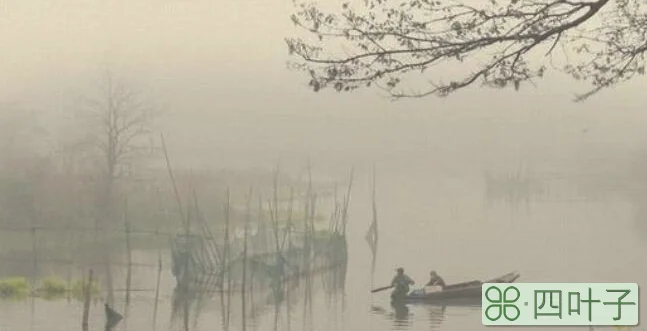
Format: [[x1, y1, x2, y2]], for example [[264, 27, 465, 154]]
[[4, 3, 647, 320], [1, 0, 647, 178]]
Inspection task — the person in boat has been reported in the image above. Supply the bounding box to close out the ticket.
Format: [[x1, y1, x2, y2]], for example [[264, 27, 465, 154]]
[[391, 267, 415, 299], [426, 270, 446, 289]]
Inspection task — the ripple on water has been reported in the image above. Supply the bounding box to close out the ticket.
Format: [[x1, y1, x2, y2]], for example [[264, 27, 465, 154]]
[[391, 303, 413, 330]]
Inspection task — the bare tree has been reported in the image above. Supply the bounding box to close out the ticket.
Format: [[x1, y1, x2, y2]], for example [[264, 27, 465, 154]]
[[285, 0, 646, 101], [78, 69, 157, 305], [82, 71, 156, 181]]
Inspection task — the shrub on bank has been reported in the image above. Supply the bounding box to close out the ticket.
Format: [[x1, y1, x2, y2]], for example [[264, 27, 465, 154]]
[[0, 277, 29, 299]]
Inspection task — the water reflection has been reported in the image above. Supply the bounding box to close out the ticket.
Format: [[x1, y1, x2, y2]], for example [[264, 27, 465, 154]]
[[169, 259, 348, 331], [426, 305, 446, 329], [370, 303, 413, 330], [4, 173, 647, 331], [391, 303, 412, 329], [371, 303, 450, 331]]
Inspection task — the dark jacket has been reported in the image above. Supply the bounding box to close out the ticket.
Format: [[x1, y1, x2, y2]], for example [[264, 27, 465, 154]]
[[392, 274, 415, 290], [426, 275, 446, 287]]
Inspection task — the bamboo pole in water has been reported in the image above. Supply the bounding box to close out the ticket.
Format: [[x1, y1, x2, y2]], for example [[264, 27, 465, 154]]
[[282, 187, 294, 250], [273, 302, 279, 331], [29, 224, 38, 331], [269, 202, 279, 254], [82, 269, 94, 331], [241, 187, 253, 331], [160, 133, 187, 227], [330, 182, 339, 233], [66, 220, 73, 302], [301, 166, 312, 331], [369, 164, 379, 287], [219, 283, 226, 331], [152, 226, 162, 331], [183, 294, 189, 331], [272, 166, 280, 252], [182, 193, 192, 331], [341, 167, 354, 236], [161, 133, 192, 331], [152, 189, 168, 331], [304, 163, 312, 252], [269, 168, 286, 326], [284, 187, 294, 331], [305, 192, 317, 326], [124, 198, 132, 308], [224, 188, 232, 331], [30, 226, 38, 283], [250, 195, 264, 300], [192, 189, 221, 283], [285, 262, 291, 331]]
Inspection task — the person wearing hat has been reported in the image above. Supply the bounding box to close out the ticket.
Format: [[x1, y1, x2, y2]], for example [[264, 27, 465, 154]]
[[426, 270, 446, 288], [390, 267, 415, 299]]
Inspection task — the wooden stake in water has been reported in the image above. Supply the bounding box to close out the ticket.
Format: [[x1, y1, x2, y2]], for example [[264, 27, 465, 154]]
[[82, 269, 94, 331]]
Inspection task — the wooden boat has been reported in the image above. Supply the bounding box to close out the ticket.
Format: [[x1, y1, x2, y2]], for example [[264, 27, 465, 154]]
[[392, 271, 520, 305]]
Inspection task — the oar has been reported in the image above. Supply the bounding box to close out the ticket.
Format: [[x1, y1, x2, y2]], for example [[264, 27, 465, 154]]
[[371, 285, 393, 293]]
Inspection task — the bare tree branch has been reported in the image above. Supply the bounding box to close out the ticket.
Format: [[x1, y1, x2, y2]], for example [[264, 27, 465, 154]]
[[286, 0, 647, 101]]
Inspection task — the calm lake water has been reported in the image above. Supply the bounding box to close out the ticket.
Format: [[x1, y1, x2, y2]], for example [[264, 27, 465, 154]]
[[1, 166, 646, 331]]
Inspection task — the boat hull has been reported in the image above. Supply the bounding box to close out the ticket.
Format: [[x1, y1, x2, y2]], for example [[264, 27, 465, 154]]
[[392, 271, 520, 305]]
